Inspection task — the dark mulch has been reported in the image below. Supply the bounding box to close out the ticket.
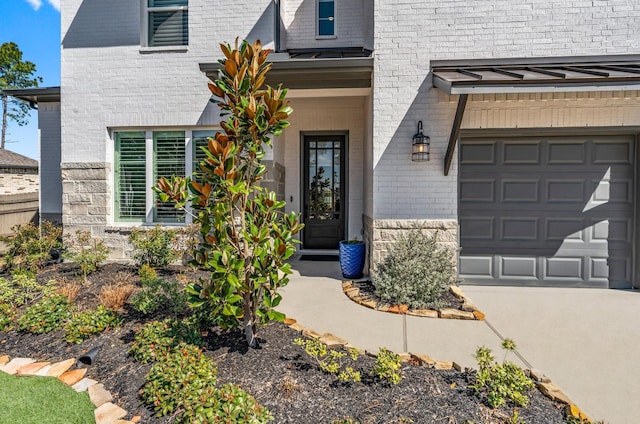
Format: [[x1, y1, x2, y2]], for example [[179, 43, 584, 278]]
[[0, 263, 568, 423]]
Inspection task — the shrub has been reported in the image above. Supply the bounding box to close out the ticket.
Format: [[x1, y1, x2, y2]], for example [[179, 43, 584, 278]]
[[56, 280, 81, 303], [0, 221, 62, 272], [141, 343, 271, 423], [17, 295, 73, 334], [138, 264, 157, 284], [128, 318, 204, 364], [471, 339, 535, 408], [64, 306, 121, 344], [371, 230, 455, 309], [130, 277, 188, 315], [0, 303, 17, 331], [0, 273, 58, 308], [370, 347, 403, 385], [128, 225, 179, 268], [293, 337, 361, 383], [99, 283, 135, 310], [63, 230, 110, 281]]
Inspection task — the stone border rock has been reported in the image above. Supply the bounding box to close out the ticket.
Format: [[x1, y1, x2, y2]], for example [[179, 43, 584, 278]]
[[283, 317, 593, 423], [0, 354, 141, 424], [342, 281, 486, 321]]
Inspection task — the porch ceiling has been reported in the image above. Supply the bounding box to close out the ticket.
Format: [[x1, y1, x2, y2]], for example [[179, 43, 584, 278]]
[[432, 55, 640, 94], [199, 55, 373, 90]]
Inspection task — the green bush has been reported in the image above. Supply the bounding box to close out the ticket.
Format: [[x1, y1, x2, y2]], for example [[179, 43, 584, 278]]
[[0, 303, 17, 331], [471, 340, 535, 408], [17, 295, 73, 334], [370, 347, 403, 385], [130, 277, 188, 315], [371, 230, 455, 309], [141, 343, 271, 423], [128, 225, 179, 267], [293, 337, 361, 383], [138, 263, 157, 284], [0, 221, 62, 272], [64, 306, 121, 344], [63, 230, 110, 281], [128, 318, 204, 364]]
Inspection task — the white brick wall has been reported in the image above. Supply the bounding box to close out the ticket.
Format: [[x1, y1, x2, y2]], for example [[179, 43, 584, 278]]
[[283, 0, 371, 49], [372, 0, 640, 220]]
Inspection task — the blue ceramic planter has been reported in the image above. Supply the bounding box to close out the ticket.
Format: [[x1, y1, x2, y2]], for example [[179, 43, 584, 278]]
[[339, 240, 365, 279]]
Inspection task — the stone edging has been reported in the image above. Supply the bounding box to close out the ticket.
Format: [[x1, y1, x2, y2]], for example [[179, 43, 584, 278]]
[[0, 354, 140, 424], [283, 317, 592, 423], [342, 281, 486, 321]]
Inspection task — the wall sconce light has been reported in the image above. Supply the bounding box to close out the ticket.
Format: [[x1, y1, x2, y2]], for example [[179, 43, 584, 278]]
[[412, 121, 430, 162]]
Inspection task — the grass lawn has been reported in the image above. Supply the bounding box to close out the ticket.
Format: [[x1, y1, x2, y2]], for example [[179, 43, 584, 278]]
[[0, 371, 95, 424]]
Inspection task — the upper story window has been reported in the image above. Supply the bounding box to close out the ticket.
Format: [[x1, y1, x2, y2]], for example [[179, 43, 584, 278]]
[[146, 0, 188, 47], [318, 0, 335, 37]]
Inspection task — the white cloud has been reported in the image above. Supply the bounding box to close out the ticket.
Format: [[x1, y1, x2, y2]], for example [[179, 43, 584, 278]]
[[46, 0, 60, 11], [24, 0, 42, 10]]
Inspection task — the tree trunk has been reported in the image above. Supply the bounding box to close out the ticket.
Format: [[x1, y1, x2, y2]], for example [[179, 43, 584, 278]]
[[1, 96, 7, 150], [243, 292, 257, 348]]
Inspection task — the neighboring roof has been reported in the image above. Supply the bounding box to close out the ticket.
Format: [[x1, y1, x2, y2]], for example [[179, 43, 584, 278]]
[[3, 87, 61, 105], [432, 55, 640, 94], [200, 50, 373, 90], [0, 149, 38, 169]]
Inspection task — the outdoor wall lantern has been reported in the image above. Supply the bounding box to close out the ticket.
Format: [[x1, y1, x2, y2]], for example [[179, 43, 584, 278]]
[[411, 121, 430, 162]]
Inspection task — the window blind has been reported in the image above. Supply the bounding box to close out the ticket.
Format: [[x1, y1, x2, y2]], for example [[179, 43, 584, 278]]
[[148, 0, 188, 47], [115, 132, 147, 221], [192, 130, 214, 175], [154, 132, 186, 222]]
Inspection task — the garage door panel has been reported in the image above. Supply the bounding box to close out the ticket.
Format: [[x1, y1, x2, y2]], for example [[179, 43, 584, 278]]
[[460, 135, 635, 288], [548, 142, 587, 164], [503, 143, 540, 164]]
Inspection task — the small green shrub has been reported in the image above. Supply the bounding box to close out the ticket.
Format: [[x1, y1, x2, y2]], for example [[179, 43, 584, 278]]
[[128, 318, 204, 364], [128, 225, 179, 267], [64, 306, 121, 344], [293, 338, 361, 383], [141, 343, 271, 423], [371, 230, 455, 309], [130, 277, 188, 315], [0, 303, 17, 331], [17, 295, 74, 334], [0, 221, 63, 272], [471, 339, 535, 408], [63, 230, 110, 281], [0, 273, 58, 308], [138, 263, 157, 284], [370, 347, 403, 385]]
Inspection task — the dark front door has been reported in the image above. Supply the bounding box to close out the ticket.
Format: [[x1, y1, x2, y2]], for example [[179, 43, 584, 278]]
[[303, 135, 346, 249]]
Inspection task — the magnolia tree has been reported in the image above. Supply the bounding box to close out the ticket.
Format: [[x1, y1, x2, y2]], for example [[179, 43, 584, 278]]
[[156, 39, 303, 348]]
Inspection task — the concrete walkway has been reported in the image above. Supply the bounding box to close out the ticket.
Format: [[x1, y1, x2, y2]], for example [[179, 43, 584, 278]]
[[278, 257, 640, 424]]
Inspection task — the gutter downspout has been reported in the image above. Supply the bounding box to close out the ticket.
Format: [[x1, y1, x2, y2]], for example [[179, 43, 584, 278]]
[[274, 0, 281, 52]]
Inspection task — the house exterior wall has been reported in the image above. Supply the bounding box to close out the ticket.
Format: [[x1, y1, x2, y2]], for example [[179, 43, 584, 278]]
[[283, 0, 371, 49], [283, 96, 366, 242], [368, 0, 640, 267], [39, 102, 62, 223]]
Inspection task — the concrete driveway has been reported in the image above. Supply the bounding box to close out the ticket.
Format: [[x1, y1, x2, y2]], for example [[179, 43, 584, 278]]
[[278, 257, 640, 424]]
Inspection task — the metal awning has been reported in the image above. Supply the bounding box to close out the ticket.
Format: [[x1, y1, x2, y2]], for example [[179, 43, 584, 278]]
[[3, 87, 61, 108], [432, 55, 640, 94], [199, 50, 373, 90], [434, 55, 640, 176]]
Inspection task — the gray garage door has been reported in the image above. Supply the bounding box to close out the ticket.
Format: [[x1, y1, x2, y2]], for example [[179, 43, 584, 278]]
[[459, 135, 635, 288]]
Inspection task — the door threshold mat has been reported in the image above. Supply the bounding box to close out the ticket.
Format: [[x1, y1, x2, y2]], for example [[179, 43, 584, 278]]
[[299, 255, 339, 261]]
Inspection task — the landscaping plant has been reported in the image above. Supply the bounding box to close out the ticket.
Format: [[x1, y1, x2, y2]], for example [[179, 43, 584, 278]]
[[471, 339, 535, 408], [64, 305, 121, 344], [371, 230, 456, 309], [130, 276, 188, 315], [293, 337, 361, 383], [128, 318, 204, 364], [17, 294, 73, 334], [155, 39, 303, 348], [0, 221, 62, 272], [63, 229, 110, 282], [370, 347, 403, 385], [128, 225, 179, 268]]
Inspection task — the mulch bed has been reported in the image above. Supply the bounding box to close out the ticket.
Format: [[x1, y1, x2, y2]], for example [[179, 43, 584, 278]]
[[0, 262, 569, 423]]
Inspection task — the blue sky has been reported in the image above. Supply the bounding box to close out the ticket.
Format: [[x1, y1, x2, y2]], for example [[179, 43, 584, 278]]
[[1, 0, 60, 159]]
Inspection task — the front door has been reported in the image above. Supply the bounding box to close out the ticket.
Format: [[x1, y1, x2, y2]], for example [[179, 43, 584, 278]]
[[303, 135, 346, 249]]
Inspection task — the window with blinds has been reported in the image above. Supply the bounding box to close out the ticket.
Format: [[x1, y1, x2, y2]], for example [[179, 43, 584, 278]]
[[192, 130, 214, 175], [115, 132, 147, 221], [148, 0, 188, 47], [154, 131, 186, 222]]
